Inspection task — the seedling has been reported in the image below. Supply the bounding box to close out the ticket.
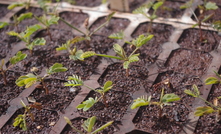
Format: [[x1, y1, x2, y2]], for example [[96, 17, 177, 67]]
[[0, 51, 27, 85], [184, 84, 221, 122], [7, 24, 46, 55], [205, 71, 221, 85], [59, 12, 115, 42], [180, 0, 218, 42], [81, 34, 154, 77], [64, 116, 113, 134], [56, 37, 85, 60], [133, 1, 163, 33], [15, 63, 67, 94], [131, 88, 180, 118], [13, 100, 42, 131], [7, 0, 31, 10], [64, 75, 113, 111], [34, 14, 59, 40]]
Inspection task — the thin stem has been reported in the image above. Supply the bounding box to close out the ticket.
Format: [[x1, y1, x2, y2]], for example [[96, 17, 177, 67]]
[[96, 54, 122, 60], [126, 68, 129, 77], [41, 79, 49, 94], [1, 71, 7, 85], [128, 47, 139, 58], [47, 28, 52, 41], [59, 17, 86, 35], [199, 96, 220, 110], [89, 20, 109, 36], [84, 85, 96, 91]]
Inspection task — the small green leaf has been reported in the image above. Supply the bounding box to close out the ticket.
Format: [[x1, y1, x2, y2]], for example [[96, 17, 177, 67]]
[[27, 38, 46, 50], [108, 31, 124, 40], [83, 116, 96, 132], [103, 81, 113, 93], [47, 15, 60, 26], [13, 114, 27, 131], [162, 93, 180, 103], [0, 22, 9, 29], [128, 54, 139, 63], [153, 1, 163, 11], [7, 31, 20, 37], [205, 77, 220, 85], [133, 6, 147, 15], [184, 89, 197, 97], [180, 0, 193, 9], [131, 96, 151, 109], [214, 71, 221, 79], [81, 51, 96, 59], [47, 63, 67, 75], [64, 75, 83, 87], [193, 84, 200, 96], [184, 84, 200, 97], [56, 43, 69, 51], [8, 2, 24, 10], [76, 97, 97, 111], [17, 12, 33, 22], [113, 44, 126, 59], [194, 106, 214, 116], [9, 51, 27, 65], [123, 61, 130, 69], [131, 34, 154, 48], [24, 24, 42, 38], [15, 73, 38, 88], [91, 120, 113, 134], [205, 2, 218, 10]]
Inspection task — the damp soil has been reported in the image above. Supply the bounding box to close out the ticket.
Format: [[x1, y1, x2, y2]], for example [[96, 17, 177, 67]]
[[165, 49, 212, 76], [178, 29, 221, 52], [148, 0, 185, 19], [0, 4, 9, 19], [133, 71, 203, 134], [0, 71, 25, 116], [61, 117, 116, 134]]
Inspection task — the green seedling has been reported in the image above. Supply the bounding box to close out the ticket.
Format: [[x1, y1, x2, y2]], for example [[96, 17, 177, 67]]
[[34, 14, 59, 40], [0, 51, 27, 85], [64, 75, 113, 111], [59, 12, 115, 43], [7, 24, 46, 55], [64, 116, 113, 134], [212, 20, 221, 33], [180, 0, 218, 42], [15, 63, 67, 94], [131, 88, 180, 118], [13, 100, 42, 131], [56, 37, 85, 60], [8, 0, 31, 10], [81, 34, 154, 77], [185, 84, 221, 122], [205, 71, 221, 85], [108, 30, 124, 40], [133, 1, 163, 33]]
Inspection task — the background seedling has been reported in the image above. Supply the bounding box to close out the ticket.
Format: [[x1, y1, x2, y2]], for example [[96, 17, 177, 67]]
[[64, 116, 113, 134], [7, 24, 46, 55], [133, 1, 163, 33], [180, 0, 218, 42], [131, 88, 180, 118], [185, 84, 221, 122], [7, 0, 31, 10], [81, 34, 154, 77], [0, 51, 27, 85], [204, 71, 221, 85], [64, 75, 113, 111], [15, 63, 67, 94]]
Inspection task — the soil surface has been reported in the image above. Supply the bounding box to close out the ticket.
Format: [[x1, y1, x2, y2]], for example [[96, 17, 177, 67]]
[[148, 0, 185, 19], [0, 4, 9, 19], [178, 29, 221, 52]]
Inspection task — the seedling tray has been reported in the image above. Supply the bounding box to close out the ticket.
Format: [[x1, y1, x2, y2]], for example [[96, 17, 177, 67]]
[[0, 0, 221, 133]]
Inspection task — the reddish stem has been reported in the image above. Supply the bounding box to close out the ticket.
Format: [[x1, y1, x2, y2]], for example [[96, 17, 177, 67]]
[[41, 79, 49, 94]]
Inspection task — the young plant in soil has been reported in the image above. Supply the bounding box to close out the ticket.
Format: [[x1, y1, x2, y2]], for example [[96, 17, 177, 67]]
[[15, 63, 67, 94], [59, 12, 115, 42], [180, 0, 218, 42], [64, 75, 113, 111], [56, 37, 86, 60], [0, 51, 27, 85], [13, 100, 42, 131], [64, 116, 113, 134], [131, 88, 180, 118], [184, 84, 221, 122], [133, 1, 163, 33], [7, 24, 46, 55], [7, 0, 31, 10], [81, 34, 154, 77], [34, 14, 59, 40]]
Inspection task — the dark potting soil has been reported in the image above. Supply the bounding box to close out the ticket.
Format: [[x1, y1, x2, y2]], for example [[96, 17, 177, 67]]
[[148, 0, 185, 19], [61, 117, 116, 134], [133, 71, 202, 133], [1, 107, 58, 133], [0, 4, 9, 19], [90, 17, 130, 36], [128, 0, 147, 13], [0, 71, 25, 116], [178, 29, 221, 52], [78, 90, 132, 122], [210, 0, 221, 6], [53, 11, 89, 31], [165, 49, 212, 76], [98, 63, 149, 93]]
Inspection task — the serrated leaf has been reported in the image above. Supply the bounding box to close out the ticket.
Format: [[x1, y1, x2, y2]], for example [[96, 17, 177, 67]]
[[153, 1, 163, 11], [162, 93, 180, 103], [128, 54, 139, 63], [8, 2, 24, 10], [47, 63, 67, 75], [47, 15, 59, 26], [133, 6, 147, 15], [194, 106, 214, 116], [56, 44, 68, 51], [81, 51, 96, 59], [131, 97, 150, 109], [17, 12, 33, 22], [70, 36, 86, 44], [113, 44, 126, 59], [64, 75, 83, 87], [108, 31, 124, 39], [205, 2, 218, 10], [69, 50, 84, 61], [205, 77, 220, 85], [24, 24, 42, 38], [27, 38, 46, 50], [76, 97, 97, 111], [0, 22, 9, 29], [131, 34, 154, 48], [9, 51, 27, 65]]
